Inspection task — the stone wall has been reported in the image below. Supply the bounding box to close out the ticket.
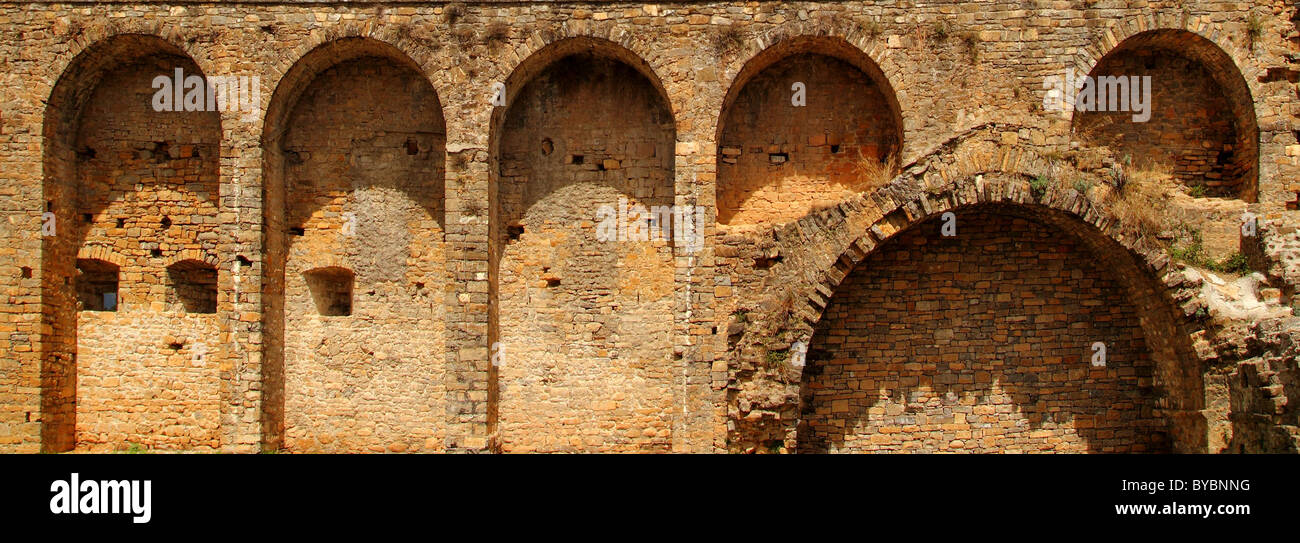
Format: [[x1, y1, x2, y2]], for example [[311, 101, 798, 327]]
[[76, 311, 222, 451], [49, 40, 225, 452], [1227, 317, 1300, 453], [0, 1, 1296, 453]]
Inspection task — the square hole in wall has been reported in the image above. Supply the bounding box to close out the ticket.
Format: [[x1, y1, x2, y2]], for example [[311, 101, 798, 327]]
[[166, 260, 217, 314], [303, 267, 353, 317], [75, 259, 119, 312]]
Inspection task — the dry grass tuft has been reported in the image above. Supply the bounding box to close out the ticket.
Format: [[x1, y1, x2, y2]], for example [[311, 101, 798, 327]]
[[711, 24, 747, 58], [855, 153, 899, 190], [1102, 161, 1176, 237]]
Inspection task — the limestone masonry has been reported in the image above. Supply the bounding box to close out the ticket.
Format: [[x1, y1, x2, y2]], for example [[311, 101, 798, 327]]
[[1, 0, 1298, 453]]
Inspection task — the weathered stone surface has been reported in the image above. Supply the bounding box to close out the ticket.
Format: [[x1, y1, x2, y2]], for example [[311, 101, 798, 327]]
[[0, 1, 1296, 454]]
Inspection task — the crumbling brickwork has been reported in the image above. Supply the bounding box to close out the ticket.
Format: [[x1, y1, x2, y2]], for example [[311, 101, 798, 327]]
[[0, 1, 1297, 454]]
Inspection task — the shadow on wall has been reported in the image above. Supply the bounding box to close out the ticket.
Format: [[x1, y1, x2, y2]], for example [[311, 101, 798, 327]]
[[41, 33, 224, 452], [717, 46, 903, 227], [799, 208, 1168, 453], [493, 49, 678, 452], [1071, 29, 1258, 202], [262, 38, 449, 453]]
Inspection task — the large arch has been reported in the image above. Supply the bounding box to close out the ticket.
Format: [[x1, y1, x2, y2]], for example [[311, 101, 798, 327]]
[[488, 37, 678, 452], [261, 37, 449, 453], [800, 198, 1178, 453], [722, 129, 1209, 453], [1070, 28, 1259, 201], [716, 36, 905, 227], [41, 33, 224, 452]]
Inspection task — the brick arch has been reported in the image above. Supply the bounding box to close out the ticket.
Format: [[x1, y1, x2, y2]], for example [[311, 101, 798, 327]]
[[797, 199, 1186, 453], [1066, 21, 1260, 201], [783, 147, 1205, 451], [164, 250, 219, 269], [262, 34, 445, 146], [486, 35, 676, 165], [41, 23, 219, 112], [488, 34, 679, 453], [260, 32, 450, 453], [1066, 15, 1261, 102], [715, 22, 907, 153], [75, 246, 127, 269], [293, 255, 351, 274], [43, 31, 222, 151], [41, 32, 225, 453], [486, 34, 678, 223], [714, 34, 906, 227], [489, 27, 678, 118], [799, 151, 1169, 336]]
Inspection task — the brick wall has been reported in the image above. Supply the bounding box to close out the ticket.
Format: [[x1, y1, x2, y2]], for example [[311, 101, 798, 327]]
[[801, 209, 1165, 453], [62, 48, 224, 452]]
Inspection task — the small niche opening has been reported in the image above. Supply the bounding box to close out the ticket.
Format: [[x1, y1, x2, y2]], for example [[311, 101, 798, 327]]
[[166, 259, 218, 314], [830, 144, 841, 154], [753, 255, 784, 269], [150, 141, 171, 163], [570, 154, 584, 165], [405, 138, 420, 155], [540, 138, 554, 156], [115, 218, 126, 228], [304, 267, 353, 317], [20, 267, 32, 279], [75, 258, 119, 312], [507, 224, 524, 241], [288, 226, 306, 236], [151, 248, 163, 258], [81, 213, 93, 224], [768, 152, 789, 165], [161, 216, 172, 230]]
